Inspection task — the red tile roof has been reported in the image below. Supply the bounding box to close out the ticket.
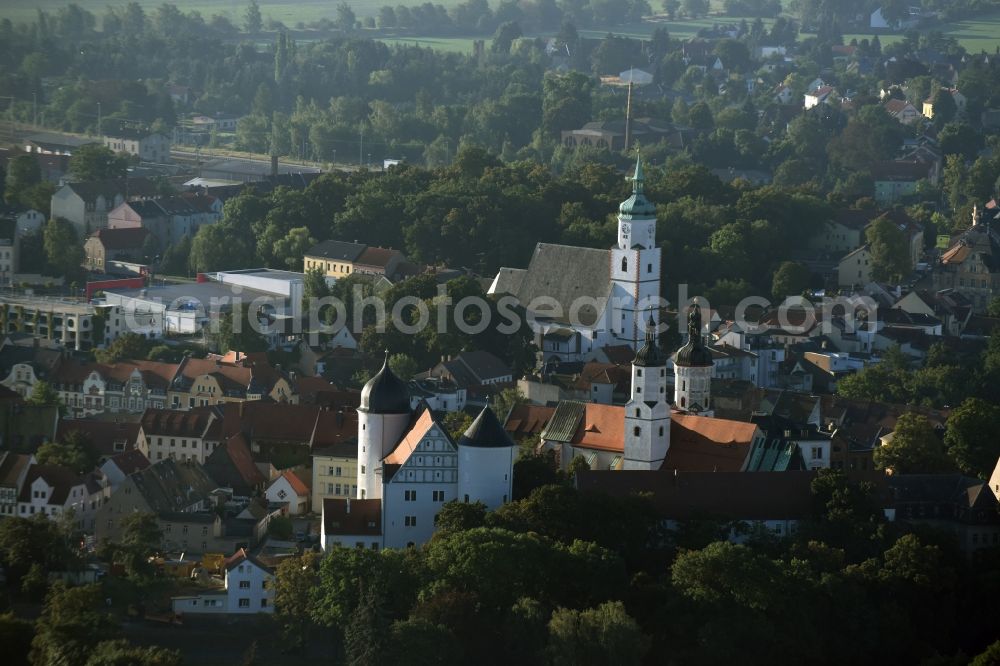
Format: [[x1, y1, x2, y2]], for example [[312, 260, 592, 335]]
[[384, 409, 436, 465], [322, 498, 381, 536], [279, 469, 310, 496]]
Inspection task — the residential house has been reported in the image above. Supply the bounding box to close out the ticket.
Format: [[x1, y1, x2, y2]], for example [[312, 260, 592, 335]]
[[102, 129, 171, 163], [872, 160, 935, 206], [922, 88, 967, 118], [419, 350, 513, 391], [107, 194, 221, 251], [838, 245, 873, 287], [932, 212, 1000, 311], [321, 498, 382, 551], [50, 178, 156, 239], [890, 474, 1000, 554], [804, 86, 837, 110], [84, 227, 150, 272], [137, 407, 222, 464], [167, 356, 293, 410], [50, 359, 176, 418], [311, 439, 358, 513], [560, 118, 687, 152], [265, 470, 310, 515], [883, 98, 922, 125], [204, 432, 267, 500], [0, 296, 123, 352], [95, 458, 219, 548], [16, 464, 105, 531], [894, 289, 973, 337], [171, 547, 275, 615], [303, 240, 405, 280], [577, 469, 891, 542], [0, 452, 34, 517], [99, 449, 150, 491]]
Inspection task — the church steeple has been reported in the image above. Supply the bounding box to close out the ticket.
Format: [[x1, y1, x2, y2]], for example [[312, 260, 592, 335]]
[[624, 308, 670, 470], [633, 311, 664, 367]]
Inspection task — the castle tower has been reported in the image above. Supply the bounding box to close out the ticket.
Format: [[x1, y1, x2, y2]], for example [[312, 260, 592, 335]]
[[456, 404, 516, 509], [623, 314, 671, 470], [357, 354, 412, 500], [610, 153, 661, 349], [673, 304, 714, 416]]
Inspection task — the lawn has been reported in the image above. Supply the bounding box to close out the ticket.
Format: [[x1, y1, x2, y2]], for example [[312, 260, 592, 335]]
[[0, 0, 467, 28]]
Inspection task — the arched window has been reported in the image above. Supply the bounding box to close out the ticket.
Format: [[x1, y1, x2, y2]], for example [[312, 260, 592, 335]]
[[621, 256, 628, 272], [633, 426, 641, 436], [635, 409, 640, 417]]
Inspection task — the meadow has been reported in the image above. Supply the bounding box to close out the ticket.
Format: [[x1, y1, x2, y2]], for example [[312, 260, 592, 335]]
[[1, 0, 999, 55]]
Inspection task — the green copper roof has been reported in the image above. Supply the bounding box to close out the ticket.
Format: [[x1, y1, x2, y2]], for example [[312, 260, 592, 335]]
[[619, 152, 656, 217]]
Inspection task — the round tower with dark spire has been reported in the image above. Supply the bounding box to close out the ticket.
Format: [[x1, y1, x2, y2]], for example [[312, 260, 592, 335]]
[[357, 352, 412, 500], [624, 313, 671, 470], [673, 304, 714, 415]]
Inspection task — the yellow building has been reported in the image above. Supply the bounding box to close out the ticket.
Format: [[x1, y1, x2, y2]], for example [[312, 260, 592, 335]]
[[311, 441, 358, 513], [303, 240, 367, 277]]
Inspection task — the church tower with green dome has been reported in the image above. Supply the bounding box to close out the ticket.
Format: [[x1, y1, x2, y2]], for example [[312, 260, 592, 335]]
[[610, 153, 661, 349]]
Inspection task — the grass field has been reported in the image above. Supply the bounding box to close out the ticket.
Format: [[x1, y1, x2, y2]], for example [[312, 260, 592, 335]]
[[2, 0, 1000, 55]]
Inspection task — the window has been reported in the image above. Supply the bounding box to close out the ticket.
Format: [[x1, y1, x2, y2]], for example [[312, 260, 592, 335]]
[[621, 257, 627, 272], [239, 580, 250, 589], [404, 515, 417, 527], [647, 263, 652, 273], [261, 599, 268, 608], [361, 465, 366, 474], [335, 484, 342, 495], [404, 490, 416, 501], [633, 426, 640, 436], [432, 490, 445, 502], [659, 426, 664, 436], [335, 466, 342, 476], [811, 447, 821, 460], [238, 598, 250, 608], [634, 409, 640, 417]]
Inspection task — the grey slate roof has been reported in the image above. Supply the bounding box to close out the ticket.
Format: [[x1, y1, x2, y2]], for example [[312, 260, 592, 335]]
[[540, 400, 587, 443], [459, 406, 516, 448], [131, 458, 218, 514], [503, 243, 612, 327], [306, 240, 367, 262]]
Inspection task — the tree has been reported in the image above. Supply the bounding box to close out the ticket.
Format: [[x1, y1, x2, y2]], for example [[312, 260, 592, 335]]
[[336, 2, 357, 31], [269, 515, 294, 540], [94, 332, 150, 363], [272, 226, 315, 270], [547, 601, 649, 666], [274, 551, 319, 652], [931, 88, 957, 128], [0, 515, 72, 589], [27, 379, 61, 407], [874, 413, 952, 474], [106, 512, 161, 577], [491, 387, 525, 421], [215, 303, 269, 354], [943, 398, 1000, 479], [4, 154, 41, 208], [492, 21, 522, 54], [43, 217, 84, 280], [866, 214, 910, 283], [30, 583, 119, 666], [434, 500, 487, 534], [771, 261, 810, 300], [344, 583, 389, 666], [69, 144, 128, 181], [662, 0, 681, 19], [682, 0, 709, 17], [35, 436, 95, 475], [84, 640, 182, 666], [244, 0, 262, 33], [0, 612, 33, 666], [388, 353, 418, 381]]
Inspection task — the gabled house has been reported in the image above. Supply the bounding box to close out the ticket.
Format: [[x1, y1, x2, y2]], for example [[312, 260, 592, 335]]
[[0, 451, 35, 517], [50, 178, 157, 239], [17, 464, 105, 531], [265, 469, 310, 515], [137, 406, 222, 464], [804, 86, 837, 110], [95, 458, 220, 549], [99, 449, 150, 490], [883, 98, 922, 125], [932, 211, 1000, 312], [84, 227, 150, 272], [102, 129, 170, 163], [171, 547, 276, 615], [204, 432, 267, 500]]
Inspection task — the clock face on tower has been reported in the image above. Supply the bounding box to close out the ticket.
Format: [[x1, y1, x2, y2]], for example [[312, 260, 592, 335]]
[[621, 223, 630, 234]]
